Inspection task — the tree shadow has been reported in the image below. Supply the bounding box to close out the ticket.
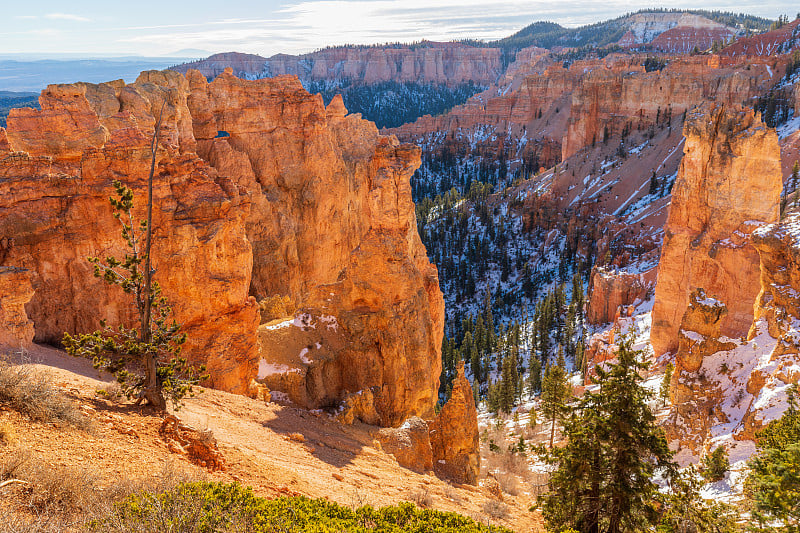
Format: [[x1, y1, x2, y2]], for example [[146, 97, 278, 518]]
[[259, 403, 377, 469]]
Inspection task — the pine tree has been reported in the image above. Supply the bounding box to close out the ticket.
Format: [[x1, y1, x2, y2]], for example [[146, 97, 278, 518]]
[[649, 170, 659, 196], [62, 111, 204, 410], [541, 353, 570, 448], [528, 354, 543, 395], [660, 362, 674, 407], [541, 336, 676, 533], [747, 382, 800, 531]]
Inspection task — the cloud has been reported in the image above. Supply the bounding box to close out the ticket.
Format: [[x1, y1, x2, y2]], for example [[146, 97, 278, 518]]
[[44, 13, 90, 22]]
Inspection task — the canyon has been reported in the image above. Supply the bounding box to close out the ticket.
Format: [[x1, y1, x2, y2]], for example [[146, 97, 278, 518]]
[[2, 8, 800, 530]]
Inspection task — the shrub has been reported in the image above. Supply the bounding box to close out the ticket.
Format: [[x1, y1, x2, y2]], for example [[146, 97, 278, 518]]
[[406, 487, 432, 508], [703, 446, 729, 482], [23, 462, 99, 514], [0, 361, 88, 429], [481, 499, 509, 521], [94, 481, 514, 532]]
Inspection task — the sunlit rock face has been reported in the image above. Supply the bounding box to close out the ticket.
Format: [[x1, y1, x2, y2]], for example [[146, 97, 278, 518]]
[[0, 70, 444, 426], [651, 102, 782, 357]]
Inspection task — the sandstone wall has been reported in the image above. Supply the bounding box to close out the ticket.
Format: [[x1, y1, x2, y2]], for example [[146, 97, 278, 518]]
[[586, 266, 657, 325], [187, 70, 443, 426], [651, 103, 782, 356], [429, 361, 479, 484], [0, 74, 259, 392], [0, 70, 444, 425], [174, 45, 505, 86], [561, 56, 777, 160], [0, 267, 35, 349]]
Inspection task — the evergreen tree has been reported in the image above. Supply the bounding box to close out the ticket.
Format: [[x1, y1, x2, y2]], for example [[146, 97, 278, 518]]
[[658, 466, 740, 533], [649, 170, 659, 196], [541, 352, 570, 448], [529, 354, 543, 395], [541, 336, 676, 533], [63, 116, 204, 412], [703, 446, 729, 482], [660, 362, 674, 407], [747, 382, 800, 531], [498, 354, 516, 414]]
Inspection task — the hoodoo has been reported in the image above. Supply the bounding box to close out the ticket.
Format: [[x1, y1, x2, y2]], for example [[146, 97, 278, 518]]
[[651, 102, 782, 356], [0, 69, 444, 425]]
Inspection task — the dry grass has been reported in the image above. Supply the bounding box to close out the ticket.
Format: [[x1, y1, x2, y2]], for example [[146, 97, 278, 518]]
[[23, 462, 99, 515], [406, 486, 432, 508], [0, 448, 203, 531], [482, 498, 509, 520], [0, 360, 89, 430], [0, 419, 16, 446], [0, 446, 30, 481], [494, 471, 522, 496]]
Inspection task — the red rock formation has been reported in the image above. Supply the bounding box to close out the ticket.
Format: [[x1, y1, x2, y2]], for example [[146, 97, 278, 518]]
[[586, 266, 657, 325], [428, 361, 479, 485], [188, 70, 443, 426], [174, 44, 504, 86], [375, 416, 434, 474], [616, 12, 734, 48], [673, 288, 737, 375], [561, 55, 777, 160], [649, 26, 735, 54], [0, 267, 35, 349], [752, 213, 800, 339], [390, 51, 777, 167], [0, 75, 259, 392], [174, 52, 270, 80], [651, 103, 782, 356], [0, 69, 444, 426], [720, 19, 800, 57]]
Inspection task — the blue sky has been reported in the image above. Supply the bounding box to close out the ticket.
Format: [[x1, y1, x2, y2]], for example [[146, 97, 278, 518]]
[[1, 0, 795, 57]]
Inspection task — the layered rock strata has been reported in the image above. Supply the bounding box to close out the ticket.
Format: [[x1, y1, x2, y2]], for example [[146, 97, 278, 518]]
[[651, 103, 782, 356], [375, 416, 434, 474], [0, 69, 444, 425], [187, 70, 443, 426], [0, 267, 35, 349], [174, 45, 505, 86], [586, 266, 657, 325], [0, 76, 259, 392]]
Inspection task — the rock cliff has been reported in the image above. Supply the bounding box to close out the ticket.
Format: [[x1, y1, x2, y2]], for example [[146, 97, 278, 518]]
[[186, 70, 443, 426], [0, 69, 444, 425], [173, 44, 505, 86], [586, 266, 657, 325], [651, 103, 782, 356], [0, 267, 35, 349], [428, 361, 480, 485], [561, 56, 777, 160], [0, 75, 259, 392], [389, 52, 777, 167], [665, 219, 800, 452]]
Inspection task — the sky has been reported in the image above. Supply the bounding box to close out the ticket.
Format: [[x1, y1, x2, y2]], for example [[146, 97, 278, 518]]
[[0, 0, 796, 58]]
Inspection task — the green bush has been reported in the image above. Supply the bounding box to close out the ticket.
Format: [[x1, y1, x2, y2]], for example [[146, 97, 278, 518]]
[[93, 481, 514, 533], [703, 446, 729, 482]]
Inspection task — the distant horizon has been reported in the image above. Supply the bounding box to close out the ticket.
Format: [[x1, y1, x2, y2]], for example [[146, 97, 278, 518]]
[[0, 1, 794, 58]]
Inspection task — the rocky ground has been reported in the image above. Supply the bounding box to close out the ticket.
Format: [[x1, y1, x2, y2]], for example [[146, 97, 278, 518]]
[[0, 345, 543, 532]]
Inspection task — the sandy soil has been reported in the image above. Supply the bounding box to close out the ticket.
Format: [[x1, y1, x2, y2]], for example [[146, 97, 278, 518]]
[[0, 344, 543, 532]]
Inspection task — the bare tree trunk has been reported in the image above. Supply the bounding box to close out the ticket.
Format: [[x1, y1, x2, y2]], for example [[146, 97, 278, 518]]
[[142, 101, 167, 411]]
